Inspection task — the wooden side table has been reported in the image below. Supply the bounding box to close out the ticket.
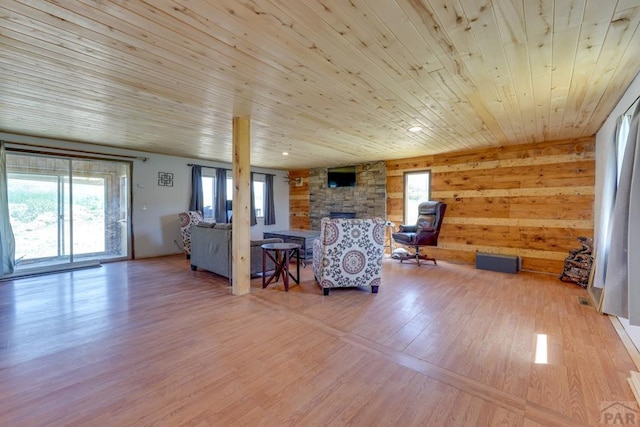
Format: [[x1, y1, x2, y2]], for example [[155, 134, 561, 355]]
[[263, 230, 320, 267], [261, 242, 300, 291]]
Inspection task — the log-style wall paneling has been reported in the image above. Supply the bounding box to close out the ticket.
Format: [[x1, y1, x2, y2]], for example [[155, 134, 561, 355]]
[[386, 137, 595, 274], [288, 170, 310, 230], [289, 138, 594, 274]]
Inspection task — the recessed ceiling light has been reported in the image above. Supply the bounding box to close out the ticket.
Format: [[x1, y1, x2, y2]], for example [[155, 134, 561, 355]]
[[408, 126, 422, 133], [282, 151, 289, 156]]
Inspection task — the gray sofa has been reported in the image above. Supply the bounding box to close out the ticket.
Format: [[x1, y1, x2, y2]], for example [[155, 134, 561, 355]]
[[189, 223, 282, 281]]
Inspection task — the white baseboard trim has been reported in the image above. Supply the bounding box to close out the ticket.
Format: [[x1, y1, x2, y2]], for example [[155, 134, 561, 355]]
[[610, 315, 640, 371]]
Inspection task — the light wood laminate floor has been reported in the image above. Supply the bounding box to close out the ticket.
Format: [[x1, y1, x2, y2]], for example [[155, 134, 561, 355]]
[[0, 255, 635, 426]]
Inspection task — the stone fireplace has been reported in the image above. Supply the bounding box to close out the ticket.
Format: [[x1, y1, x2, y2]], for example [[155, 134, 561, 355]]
[[309, 161, 386, 230]]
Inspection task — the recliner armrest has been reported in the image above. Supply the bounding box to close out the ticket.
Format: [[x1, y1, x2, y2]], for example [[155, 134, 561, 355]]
[[398, 225, 417, 233], [417, 227, 436, 233]]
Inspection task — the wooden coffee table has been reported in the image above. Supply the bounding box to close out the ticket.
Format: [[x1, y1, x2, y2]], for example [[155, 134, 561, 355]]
[[262, 229, 320, 267]]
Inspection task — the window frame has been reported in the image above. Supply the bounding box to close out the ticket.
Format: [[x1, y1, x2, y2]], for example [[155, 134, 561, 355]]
[[6, 151, 131, 270], [403, 170, 431, 225], [200, 169, 265, 220], [252, 175, 265, 219]]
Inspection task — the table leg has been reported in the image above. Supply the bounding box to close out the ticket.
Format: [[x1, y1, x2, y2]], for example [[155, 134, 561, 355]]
[[274, 250, 283, 281], [263, 249, 283, 288], [263, 247, 300, 291], [283, 250, 290, 291], [285, 248, 300, 285], [262, 248, 266, 288]]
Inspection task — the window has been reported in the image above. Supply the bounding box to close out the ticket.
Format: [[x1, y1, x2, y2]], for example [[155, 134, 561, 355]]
[[253, 178, 264, 218], [226, 174, 233, 203], [6, 152, 131, 271], [200, 171, 264, 220], [404, 171, 431, 224], [202, 175, 214, 220]]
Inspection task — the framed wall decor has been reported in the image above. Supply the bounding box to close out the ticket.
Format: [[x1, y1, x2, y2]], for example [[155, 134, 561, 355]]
[[158, 172, 173, 187]]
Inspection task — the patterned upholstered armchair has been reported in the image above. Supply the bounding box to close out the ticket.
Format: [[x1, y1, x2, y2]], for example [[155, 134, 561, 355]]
[[313, 217, 386, 296], [178, 210, 204, 259]]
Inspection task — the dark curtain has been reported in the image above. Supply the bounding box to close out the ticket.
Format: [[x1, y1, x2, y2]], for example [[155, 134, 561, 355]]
[[264, 174, 276, 225], [215, 168, 228, 223], [189, 165, 203, 212], [250, 172, 257, 226], [0, 141, 16, 275]]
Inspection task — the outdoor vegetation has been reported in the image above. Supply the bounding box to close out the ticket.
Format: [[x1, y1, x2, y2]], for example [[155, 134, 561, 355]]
[[8, 176, 106, 264]]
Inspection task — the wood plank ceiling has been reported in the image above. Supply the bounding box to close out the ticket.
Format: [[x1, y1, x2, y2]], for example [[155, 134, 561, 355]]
[[1, 0, 640, 169]]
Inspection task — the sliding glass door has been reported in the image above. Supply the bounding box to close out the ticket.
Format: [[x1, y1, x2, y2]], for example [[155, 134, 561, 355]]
[[6, 153, 131, 271]]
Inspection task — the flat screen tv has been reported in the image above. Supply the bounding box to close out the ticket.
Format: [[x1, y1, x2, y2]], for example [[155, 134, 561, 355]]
[[327, 165, 356, 188]]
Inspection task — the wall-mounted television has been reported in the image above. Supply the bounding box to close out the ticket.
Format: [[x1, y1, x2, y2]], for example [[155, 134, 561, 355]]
[[327, 165, 356, 188]]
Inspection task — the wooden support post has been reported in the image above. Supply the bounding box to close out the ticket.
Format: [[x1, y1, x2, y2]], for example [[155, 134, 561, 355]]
[[231, 117, 251, 296]]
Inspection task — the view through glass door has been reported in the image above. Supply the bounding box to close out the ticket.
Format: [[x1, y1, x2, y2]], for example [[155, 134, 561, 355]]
[[6, 153, 131, 272]]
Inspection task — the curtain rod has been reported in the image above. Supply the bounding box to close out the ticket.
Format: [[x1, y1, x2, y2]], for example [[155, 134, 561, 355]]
[[623, 94, 640, 115], [3, 141, 148, 161], [187, 163, 274, 176], [187, 163, 222, 170]]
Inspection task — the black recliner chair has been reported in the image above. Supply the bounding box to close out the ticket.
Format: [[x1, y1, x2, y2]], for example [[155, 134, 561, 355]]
[[392, 201, 446, 265]]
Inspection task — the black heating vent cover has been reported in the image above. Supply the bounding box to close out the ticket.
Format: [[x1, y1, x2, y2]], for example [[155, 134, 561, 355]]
[[475, 253, 520, 274]]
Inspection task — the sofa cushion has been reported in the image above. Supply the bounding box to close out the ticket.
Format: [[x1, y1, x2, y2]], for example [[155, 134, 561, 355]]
[[190, 226, 283, 280], [196, 222, 215, 228]]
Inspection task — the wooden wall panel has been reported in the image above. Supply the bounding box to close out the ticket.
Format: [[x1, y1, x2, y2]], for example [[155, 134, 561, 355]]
[[436, 160, 594, 189], [386, 137, 595, 274], [386, 175, 404, 194], [523, 258, 565, 274], [290, 137, 594, 274], [287, 169, 310, 230]]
